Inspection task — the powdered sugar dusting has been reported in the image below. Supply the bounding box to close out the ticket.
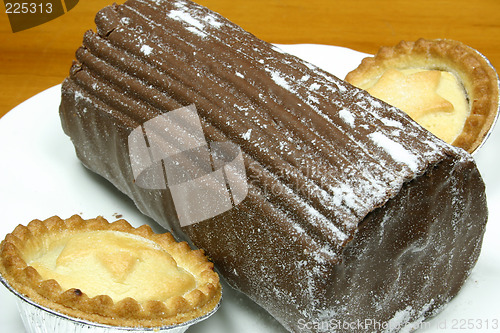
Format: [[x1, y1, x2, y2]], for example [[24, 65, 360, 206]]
[[168, 9, 205, 30], [166, 0, 225, 38], [385, 300, 435, 332], [74, 90, 92, 104], [241, 128, 252, 140], [338, 109, 355, 127], [120, 17, 130, 25], [369, 132, 419, 172], [381, 117, 403, 129], [269, 71, 293, 91], [140, 44, 153, 55]]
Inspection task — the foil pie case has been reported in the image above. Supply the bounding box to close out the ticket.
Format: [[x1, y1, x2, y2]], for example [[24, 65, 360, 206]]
[[0, 273, 221, 333]]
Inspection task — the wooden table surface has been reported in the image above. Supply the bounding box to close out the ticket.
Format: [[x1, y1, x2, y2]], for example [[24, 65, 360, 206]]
[[1, 0, 499, 119]]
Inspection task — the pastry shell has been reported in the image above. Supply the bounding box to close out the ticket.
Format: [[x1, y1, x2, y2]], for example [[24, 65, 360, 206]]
[[345, 38, 500, 154], [0, 215, 222, 329]]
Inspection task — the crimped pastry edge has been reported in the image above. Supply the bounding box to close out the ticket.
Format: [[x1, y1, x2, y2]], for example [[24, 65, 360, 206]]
[[345, 38, 500, 154], [0, 215, 222, 328]]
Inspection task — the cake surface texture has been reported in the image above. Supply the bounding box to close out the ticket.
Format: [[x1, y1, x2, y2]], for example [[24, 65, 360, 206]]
[[59, 0, 488, 331]]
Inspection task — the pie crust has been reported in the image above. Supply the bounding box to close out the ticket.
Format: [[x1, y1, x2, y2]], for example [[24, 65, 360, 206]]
[[345, 38, 500, 153], [0, 215, 221, 328]]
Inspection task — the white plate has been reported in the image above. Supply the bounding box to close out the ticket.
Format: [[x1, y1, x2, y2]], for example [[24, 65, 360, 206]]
[[0, 44, 499, 332]]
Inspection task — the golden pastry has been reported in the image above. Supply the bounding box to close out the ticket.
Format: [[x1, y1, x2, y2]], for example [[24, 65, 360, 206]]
[[0, 215, 221, 328], [345, 38, 499, 153]]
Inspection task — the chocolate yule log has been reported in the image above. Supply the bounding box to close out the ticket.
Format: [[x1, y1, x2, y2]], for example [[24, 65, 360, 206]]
[[59, 0, 488, 331]]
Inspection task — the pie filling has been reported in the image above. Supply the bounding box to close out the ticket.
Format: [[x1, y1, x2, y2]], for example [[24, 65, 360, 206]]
[[359, 68, 470, 144], [24, 230, 196, 303]]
